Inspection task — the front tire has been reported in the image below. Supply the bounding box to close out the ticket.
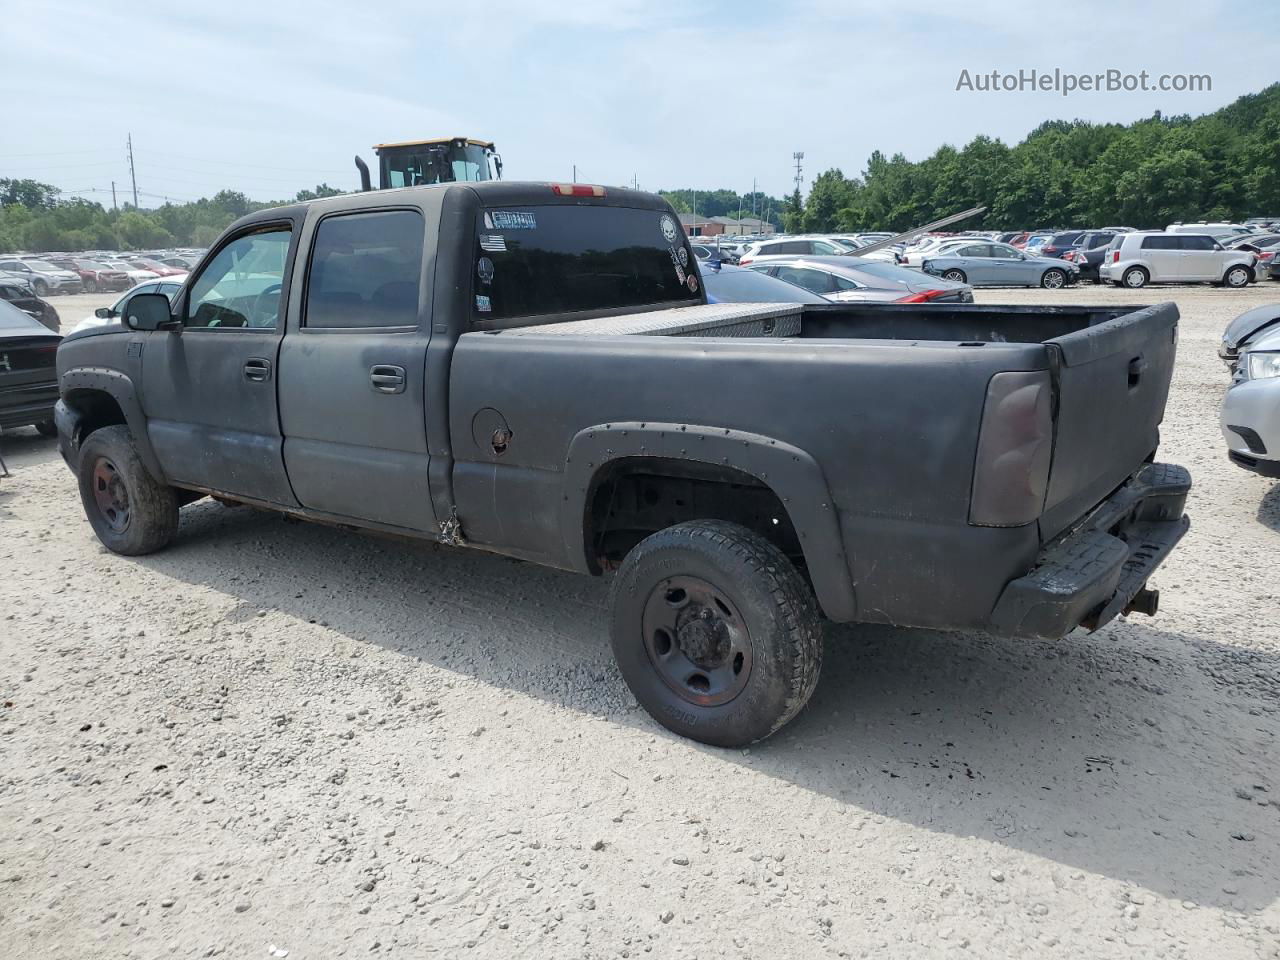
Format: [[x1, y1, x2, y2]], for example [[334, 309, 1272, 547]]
[[77, 425, 178, 555], [84, 277, 98, 293], [1122, 266, 1149, 288], [32, 278, 49, 296], [1040, 268, 1068, 289], [608, 520, 822, 747]]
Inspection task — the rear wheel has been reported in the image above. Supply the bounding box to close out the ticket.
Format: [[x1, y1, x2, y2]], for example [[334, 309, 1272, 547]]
[[1122, 266, 1149, 289], [941, 269, 967, 283], [84, 277, 98, 293], [608, 520, 822, 747], [1040, 268, 1068, 289], [34, 420, 57, 438], [77, 425, 178, 555], [1223, 265, 1252, 288]]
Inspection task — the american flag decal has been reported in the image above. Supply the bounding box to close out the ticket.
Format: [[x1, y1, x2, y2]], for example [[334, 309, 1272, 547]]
[[479, 234, 507, 252]]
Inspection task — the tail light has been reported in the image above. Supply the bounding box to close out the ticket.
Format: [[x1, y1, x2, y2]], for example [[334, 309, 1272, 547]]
[[896, 289, 949, 303], [969, 371, 1053, 527], [551, 183, 605, 197], [1111, 250, 1120, 263]]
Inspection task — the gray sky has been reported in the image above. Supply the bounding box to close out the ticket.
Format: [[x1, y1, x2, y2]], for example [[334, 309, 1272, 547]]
[[4, 0, 1276, 205]]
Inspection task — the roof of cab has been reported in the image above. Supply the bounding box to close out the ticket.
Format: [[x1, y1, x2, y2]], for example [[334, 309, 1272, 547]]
[[373, 137, 494, 150]]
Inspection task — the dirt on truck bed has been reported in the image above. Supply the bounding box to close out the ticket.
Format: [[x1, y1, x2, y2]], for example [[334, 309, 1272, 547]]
[[2, 285, 1278, 959]]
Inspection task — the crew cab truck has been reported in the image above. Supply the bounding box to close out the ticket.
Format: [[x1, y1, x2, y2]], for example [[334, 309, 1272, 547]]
[[54, 182, 1191, 748]]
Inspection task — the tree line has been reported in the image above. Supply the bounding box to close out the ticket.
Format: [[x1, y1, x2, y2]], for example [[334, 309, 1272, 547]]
[[785, 83, 1280, 233], [3, 83, 1276, 252]]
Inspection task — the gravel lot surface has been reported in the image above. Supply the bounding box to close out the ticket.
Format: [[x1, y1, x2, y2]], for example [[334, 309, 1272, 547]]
[[2, 283, 1278, 959]]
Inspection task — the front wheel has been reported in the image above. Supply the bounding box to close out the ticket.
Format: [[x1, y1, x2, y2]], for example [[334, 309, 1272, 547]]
[[1040, 268, 1068, 289], [32, 278, 49, 296], [608, 520, 823, 747], [941, 269, 967, 284], [84, 277, 98, 293], [77, 425, 178, 555]]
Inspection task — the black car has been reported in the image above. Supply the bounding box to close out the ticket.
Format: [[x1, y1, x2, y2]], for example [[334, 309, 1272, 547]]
[[0, 299, 61, 435], [0, 281, 60, 332], [1063, 231, 1117, 283]]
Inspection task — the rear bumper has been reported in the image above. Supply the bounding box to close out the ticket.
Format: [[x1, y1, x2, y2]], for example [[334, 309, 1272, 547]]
[[0, 382, 58, 429], [988, 462, 1190, 640]]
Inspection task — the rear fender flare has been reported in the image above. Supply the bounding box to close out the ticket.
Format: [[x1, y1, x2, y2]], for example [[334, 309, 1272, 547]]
[[561, 421, 857, 622], [60, 367, 165, 481]]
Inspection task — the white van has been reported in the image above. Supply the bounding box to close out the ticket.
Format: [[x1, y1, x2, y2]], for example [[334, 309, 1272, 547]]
[[1100, 232, 1257, 288], [1165, 222, 1252, 240]]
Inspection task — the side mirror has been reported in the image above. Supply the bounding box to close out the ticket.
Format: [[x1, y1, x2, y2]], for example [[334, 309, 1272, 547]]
[[94, 306, 115, 319], [124, 292, 178, 331]]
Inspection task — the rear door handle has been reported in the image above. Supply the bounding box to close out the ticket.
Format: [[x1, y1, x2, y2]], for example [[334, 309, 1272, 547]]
[[370, 364, 406, 394], [244, 357, 271, 382]]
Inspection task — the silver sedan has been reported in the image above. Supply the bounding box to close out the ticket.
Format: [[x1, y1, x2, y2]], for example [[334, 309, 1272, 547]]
[[921, 241, 1079, 288]]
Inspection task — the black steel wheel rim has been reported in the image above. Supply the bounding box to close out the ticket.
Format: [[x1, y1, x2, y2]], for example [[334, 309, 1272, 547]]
[[641, 575, 753, 707], [91, 456, 130, 533]]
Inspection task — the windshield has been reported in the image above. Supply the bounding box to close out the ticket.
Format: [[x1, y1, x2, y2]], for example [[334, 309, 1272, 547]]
[[28, 261, 59, 273], [382, 143, 493, 187], [474, 205, 700, 322]]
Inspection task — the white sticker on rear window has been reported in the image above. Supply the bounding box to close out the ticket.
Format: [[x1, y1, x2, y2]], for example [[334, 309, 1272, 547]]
[[490, 211, 537, 230], [660, 215, 678, 243], [475, 294, 492, 312], [479, 234, 507, 252]]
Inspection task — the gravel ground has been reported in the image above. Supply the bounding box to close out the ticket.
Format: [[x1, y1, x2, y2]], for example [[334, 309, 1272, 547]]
[[2, 282, 1278, 959]]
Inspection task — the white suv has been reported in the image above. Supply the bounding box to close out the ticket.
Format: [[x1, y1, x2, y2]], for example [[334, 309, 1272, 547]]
[[1100, 232, 1257, 288]]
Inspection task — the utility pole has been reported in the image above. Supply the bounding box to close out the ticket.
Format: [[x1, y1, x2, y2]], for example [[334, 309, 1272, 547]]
[[111, 181, 117, 211], [127, 133, 138, 208], [572, 164, 577, 183], [752, 177, 757, 220], [792, 151, 804, 195]]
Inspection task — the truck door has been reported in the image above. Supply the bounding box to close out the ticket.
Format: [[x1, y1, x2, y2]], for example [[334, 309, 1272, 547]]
[[275, 207, 436, 532], [139, 225, 296, 504]]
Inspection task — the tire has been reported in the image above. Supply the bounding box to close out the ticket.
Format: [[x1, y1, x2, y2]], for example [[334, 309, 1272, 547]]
[[84, 277, 98, 293], [32, 278, 49, 296], [34, 420, 57, 438], [1040, 268, 1068, 289], [1223, 265, 1252, 288], [608, 520, 823, 747], [77, 425, 178, 555], [941, 269, 967, 284], [1122, 266, 1149, 289]]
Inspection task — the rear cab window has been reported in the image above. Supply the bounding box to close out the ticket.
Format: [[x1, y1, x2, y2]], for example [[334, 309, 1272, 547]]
[[473, 204, 699, 324]]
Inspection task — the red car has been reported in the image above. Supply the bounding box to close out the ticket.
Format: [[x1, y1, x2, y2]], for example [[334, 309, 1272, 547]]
[[126, 257, 187, 278], [46, 258, 133, 293]]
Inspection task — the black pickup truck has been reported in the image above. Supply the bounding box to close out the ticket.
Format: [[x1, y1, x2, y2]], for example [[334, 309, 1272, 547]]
[[54, 182, 1190, 746]]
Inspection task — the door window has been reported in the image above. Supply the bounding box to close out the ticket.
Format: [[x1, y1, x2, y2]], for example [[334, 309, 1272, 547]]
[[1182, 235, 1216, 250], [186, 228, 291, 329], [774, 267, 837, 294], [305, 210, 424, 329]]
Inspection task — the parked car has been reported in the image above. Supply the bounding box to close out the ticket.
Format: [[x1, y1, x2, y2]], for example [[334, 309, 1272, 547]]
[[1062, 231, 1117, 283], [922, 241, 1079, 288], [1022, 234, 1055, 256], [0, 281, 60, 332], [1221, 319, 1280, 478], [1219, 303, 1280, 373], [749, 257, 973, 303], [70, 276, 188, 334], [126, 257, 188, 278], [1099, 232, 1256, 288], [50, 258, 133, 293], [0, 258, 83, 296], [54, 182, 1190, 747], [1166, 222, 1252, 240], [99, 260, 160, 285], [1039, 231, 1089, 259], [1227, 234, 1280, 275], [699, 261, 828, 304], [0, 299, 61, 436], [738, 236, 848, 264], [896, 235, 986, 267]]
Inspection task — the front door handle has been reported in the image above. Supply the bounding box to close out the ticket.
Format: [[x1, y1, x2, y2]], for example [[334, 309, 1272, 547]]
[[370, 364, 406, 394], [244, 357, 271, 382]]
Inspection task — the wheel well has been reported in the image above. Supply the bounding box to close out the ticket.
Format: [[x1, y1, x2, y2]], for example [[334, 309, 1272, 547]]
[[585, 458, 803, 573], [64, 389, 126, 445]]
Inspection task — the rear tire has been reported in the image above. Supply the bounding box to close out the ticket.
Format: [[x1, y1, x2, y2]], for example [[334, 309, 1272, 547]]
[[941, 269, 967, 283], [1040, 268, 1068, 289], [77, 425, 178, 555], [608, 520, 823, 747], [1223, 265, 1252, 288], [84, 277, 98, 293], [1122, 266, 1149, 289], [34, 420, 57, 438]]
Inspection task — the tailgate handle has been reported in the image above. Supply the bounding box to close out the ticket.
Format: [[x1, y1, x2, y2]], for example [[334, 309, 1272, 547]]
[[1128, 356, 1147, 388]]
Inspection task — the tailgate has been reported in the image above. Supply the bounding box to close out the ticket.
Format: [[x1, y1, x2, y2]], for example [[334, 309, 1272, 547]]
[[1039, 303, 1178, 540]]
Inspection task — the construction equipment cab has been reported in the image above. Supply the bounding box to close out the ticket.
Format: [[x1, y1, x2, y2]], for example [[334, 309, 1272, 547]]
[[355, 137, 501, 191]]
